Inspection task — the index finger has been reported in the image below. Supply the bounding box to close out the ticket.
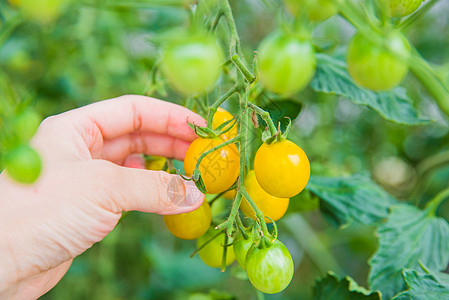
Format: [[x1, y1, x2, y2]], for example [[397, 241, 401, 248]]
[[76, 95, 206, 141]]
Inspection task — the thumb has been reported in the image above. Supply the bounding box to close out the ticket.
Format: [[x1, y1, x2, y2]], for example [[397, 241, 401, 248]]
[[95, 161, 205, 215]]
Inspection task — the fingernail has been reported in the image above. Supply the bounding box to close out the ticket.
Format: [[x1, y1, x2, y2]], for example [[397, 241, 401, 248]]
[[184, 180, 203, 207]]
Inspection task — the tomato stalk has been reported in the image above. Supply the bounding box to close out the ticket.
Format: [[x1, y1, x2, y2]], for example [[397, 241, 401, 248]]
[[206, 85, 238, 128], [425, 188, 449, 216]]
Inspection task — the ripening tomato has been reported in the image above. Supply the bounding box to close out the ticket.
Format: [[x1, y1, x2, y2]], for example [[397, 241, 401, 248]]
[[13, 109, 41, 142], [212, 107, 238, 140], [284, 0, 338, 21], [257, 31, 316, 96], [254, 140, 310, 198], [233, 232, 255, 270], [163, 200, 211, 240], [197, 228, 236, 268], [246, 239, 294, 294], [184, 137, 240, 194], [5, 145, 42, 184], [161, 35, 224, 95], [347, 31, 410, 91], [388, 0, 422, 17], [145, 155, 167, 171], [240, 171, 289, 223]]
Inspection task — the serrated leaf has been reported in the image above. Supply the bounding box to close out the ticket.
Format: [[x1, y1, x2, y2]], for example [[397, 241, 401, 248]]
[[393, 266, 449, 300], [313, 272, 381, 300], [369, 204, 449, 299], [311, 54, 431, 126], [307, 174, 397, 228]]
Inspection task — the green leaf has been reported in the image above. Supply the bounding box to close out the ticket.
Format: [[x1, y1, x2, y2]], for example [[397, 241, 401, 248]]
[[311, 54, 431, 126], [260, 99, 303, 131], [393, 266, 449, 300], [313, 272, 381, 300], [307, 174, 397, 228], [368, 204, 449, 299]]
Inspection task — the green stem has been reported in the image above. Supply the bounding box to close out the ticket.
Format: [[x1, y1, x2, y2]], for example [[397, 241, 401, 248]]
[[247, 101, 277, 135], [231, 55, 255, 83], [240, 188, 270, 240], [221, 234, 229, 272], [409, 53, 449, 116], [193, 136, 239, 173], [426, 188, 449, 216], [399, 0, 442, 33], [206, 86, 238, 128]]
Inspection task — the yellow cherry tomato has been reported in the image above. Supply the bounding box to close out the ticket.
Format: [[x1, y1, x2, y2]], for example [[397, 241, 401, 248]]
[[212, 107, 238, 140], [197, 228, 236, 268], [222, 189, 236, 200], [240, 171, 289, 223], [254, 140, 310, 198], [184, 137, 240, 194], [163, 200, 211, 240]]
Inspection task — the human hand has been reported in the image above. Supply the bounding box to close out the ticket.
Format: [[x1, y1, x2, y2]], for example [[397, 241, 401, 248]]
[[0, 95, 206, 299]]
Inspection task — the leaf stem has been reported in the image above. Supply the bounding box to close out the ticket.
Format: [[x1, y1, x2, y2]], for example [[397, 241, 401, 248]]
[[426, 188, 449, 216]]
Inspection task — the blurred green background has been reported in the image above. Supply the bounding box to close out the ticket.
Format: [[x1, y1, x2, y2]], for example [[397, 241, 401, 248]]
[[1, 0, 449, 299]]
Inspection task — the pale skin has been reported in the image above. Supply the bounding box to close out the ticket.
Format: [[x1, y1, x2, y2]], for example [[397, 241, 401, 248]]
[[0, 95, 206, 299]]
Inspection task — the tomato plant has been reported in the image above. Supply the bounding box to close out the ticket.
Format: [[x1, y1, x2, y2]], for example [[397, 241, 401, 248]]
[[245, 239, 294, 294], [257, 31, 316, 96], [184, 137, 240, 194], [5, 145, 42, 184], [347, 31, 410, 91], [163, 199, 211, 240], [254, 140, 310, 198], [4, 0, 449, 298], [161, 34, 224, 95], [197, 228, 235, 268], [240, 170, 290, 223]]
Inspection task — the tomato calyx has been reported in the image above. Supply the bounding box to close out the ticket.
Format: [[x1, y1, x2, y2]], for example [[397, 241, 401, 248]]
[[190, 119, 238, 139], [261, 116, 292, 145]]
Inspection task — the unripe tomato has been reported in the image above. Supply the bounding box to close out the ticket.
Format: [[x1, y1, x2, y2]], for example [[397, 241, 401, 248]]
[[246, 239, 294, 294], [284, 0, 338, 21], [161, 35, 224, 95], [163, 199, 211, 240], [212, 108, 238, 140], [254, 140, 310, 198], [197, 228, 236, 268], [347, 31, 410, 91], [5, 145, 42, 184], [240, 171, 289, 223], [13, 109, 41, 142], [257, 31, 316, 96], [18, 0, 71, 23], [184, 137, 240, 194], [233, 233, 254, 270], [7, 0, 20, 6], [388, 0, 422, 17]]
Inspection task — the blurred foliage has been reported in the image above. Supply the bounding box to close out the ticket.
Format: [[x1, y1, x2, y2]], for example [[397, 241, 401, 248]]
[[1, 0, 449, 299]]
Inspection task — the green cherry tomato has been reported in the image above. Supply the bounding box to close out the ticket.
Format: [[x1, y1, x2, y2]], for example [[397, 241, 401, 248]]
[[246, 239, 294, 294], [388, 0, 423, 17], [13, 109, 41, 142], [161, 35, 224, 95], [18, 0, 71, 23], [347, 31, 410, 91], [197, 228, 236, 268], [233, 232, 254, 270], [254, 140, 310, 198], [5, 145, 42, 184], [284, 0, 338, 21], [257, 31, 316, 96]]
